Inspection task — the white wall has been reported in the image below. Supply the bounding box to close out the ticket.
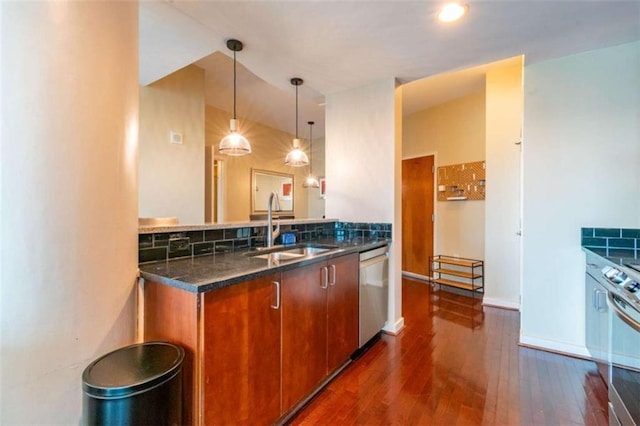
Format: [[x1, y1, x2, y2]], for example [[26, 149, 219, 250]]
[[139, 65, 205, 224], [325, 78, 404, 333], [1, 2, 139, 423], [325, 79, 397, 223], [484, 58, 523, 309], [521, 41, 640, 356]]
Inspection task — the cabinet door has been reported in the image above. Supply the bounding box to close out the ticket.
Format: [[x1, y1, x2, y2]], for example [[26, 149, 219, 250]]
[[281, 262, 328, 412], [327, 253, 360, 373], [585, 271, 609, 383], [203, 273, 281, 425]]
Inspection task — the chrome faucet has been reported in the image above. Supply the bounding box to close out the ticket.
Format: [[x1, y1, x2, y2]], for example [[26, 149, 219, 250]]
[[266, 191, 281, 248]]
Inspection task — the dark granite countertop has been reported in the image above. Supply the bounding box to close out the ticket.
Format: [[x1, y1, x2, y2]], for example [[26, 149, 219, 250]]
[[139, 237, 391, 293]]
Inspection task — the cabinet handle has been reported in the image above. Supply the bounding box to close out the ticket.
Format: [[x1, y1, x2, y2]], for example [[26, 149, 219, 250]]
[[595, 289, 607, 313], [321, 266, 328, 289], [329, 264, 337, 286], [271, 281, 280, 310]]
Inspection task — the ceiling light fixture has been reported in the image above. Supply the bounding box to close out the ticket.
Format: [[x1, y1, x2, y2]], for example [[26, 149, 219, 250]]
[[219, 39, 251, 156], [284, 78, 309, 167], [302, 121, 320, 188], [438, 3, 468, 23]]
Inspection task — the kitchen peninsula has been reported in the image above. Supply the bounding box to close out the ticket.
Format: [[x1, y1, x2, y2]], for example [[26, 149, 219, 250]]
[[138, 218, 391, 425]]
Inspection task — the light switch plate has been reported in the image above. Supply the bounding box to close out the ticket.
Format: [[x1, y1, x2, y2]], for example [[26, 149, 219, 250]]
[[170, 131, 183, 145]]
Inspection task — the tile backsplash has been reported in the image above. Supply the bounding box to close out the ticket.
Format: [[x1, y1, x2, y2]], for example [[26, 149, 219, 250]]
[[139, 221, 392, 263], [581, 227, 640, 258]]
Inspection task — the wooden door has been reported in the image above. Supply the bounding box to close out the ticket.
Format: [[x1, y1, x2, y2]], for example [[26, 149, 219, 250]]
[[402, 155, 434, 276], [281, 262, 328, 412], [202, 273, 282, 425], [326, 253, 359, 373]]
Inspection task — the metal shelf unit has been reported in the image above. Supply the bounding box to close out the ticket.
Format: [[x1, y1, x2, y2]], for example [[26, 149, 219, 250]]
[[429, 255, 484, 294]]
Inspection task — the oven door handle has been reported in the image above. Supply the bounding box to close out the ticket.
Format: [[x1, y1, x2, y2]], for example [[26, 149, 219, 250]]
[[607, 292, 640, 333]]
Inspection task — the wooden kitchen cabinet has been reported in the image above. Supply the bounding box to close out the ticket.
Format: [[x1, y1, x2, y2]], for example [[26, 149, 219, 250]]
[[202, 274, 281, 424], [144, 253, 360, 424], [144, 273, 282, 426], [281, 253, 359, 413], [327, 253, 359, 373], [281, 261, 328, 411]]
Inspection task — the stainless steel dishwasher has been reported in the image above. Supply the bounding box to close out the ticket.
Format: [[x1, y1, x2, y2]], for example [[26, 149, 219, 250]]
[[359, 245, 389, 348]]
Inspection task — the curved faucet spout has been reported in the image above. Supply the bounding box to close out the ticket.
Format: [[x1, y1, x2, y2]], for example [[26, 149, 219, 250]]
[[266, 191, 281, 248]]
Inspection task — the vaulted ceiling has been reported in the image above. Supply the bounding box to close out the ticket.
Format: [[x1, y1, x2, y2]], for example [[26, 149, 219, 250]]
[[140, 1, 640, 137]]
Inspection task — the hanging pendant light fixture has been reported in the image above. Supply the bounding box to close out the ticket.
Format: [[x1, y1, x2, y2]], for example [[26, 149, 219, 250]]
[[284, 78, 309, 167], [302, 121, 320, 188], [219, 39, 251, 156]]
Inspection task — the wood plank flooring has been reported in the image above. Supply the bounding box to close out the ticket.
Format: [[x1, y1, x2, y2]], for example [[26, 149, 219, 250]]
[[291, 278, 608, 425]]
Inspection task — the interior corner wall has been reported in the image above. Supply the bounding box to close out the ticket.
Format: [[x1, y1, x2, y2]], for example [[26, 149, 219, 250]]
[[139, 65, 205, 224], [204, 106, 311, 222], [325, 78, 403, 333], [484, 58, 523, 309], [521, 41, 640, 355], [403, 91, 486, 260], [1, 2, 138, 423], [325, 79, 397, 223]]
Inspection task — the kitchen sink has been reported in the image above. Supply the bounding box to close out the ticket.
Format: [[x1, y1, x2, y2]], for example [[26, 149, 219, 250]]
[[250, 244, 337, 262]]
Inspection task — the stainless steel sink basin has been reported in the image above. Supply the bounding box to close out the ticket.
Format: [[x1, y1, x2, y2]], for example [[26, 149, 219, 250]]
[[250, 244, 337, 262], [253, 251, 306, 261]]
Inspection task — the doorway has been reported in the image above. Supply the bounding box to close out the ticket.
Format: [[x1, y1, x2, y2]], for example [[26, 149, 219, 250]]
[[402, 155, 434, 278], [205, 146, 225, 223]]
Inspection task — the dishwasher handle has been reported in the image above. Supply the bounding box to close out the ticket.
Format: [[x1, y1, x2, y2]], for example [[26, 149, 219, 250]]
[[360, 253, 388, 269]]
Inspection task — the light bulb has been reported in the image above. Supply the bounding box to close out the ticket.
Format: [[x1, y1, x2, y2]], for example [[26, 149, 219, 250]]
[[438, 3, 467, 22]]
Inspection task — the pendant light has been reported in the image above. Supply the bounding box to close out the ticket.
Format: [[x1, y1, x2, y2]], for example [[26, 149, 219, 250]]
[[302, 121, 320, 188], [284, 78, 309, 166], [219, 39, 251, 156]]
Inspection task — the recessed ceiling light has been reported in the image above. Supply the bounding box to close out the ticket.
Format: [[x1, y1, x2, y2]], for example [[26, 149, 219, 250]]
[[438, 3, 468, 23]]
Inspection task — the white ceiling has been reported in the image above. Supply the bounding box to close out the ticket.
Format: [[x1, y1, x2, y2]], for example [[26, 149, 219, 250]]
[[140, 1, 640, 138]]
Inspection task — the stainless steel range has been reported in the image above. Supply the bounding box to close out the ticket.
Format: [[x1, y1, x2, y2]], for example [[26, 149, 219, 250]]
[[586, 252, 640, 426]]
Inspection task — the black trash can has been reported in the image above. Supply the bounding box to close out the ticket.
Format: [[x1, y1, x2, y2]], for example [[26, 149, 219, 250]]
[[82, 341, 185, 426]]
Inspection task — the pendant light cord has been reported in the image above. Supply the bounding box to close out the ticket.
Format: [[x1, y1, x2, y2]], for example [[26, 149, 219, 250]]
[[233, 49, 237, 120], [295, 85, 299, 139], [308, 122, 313, 174]]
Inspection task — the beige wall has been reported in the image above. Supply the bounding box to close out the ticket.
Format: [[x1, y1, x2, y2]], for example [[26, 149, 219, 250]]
[[403, 91, 486, 260], [139, 65, 205, 224], [206, 105, 325, 222], [484, 58, 523, 309], [2, 2, 139, 423], [307, 136, 326, 218]]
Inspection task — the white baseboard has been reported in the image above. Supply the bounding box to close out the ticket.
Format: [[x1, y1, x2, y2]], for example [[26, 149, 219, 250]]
[[401, 271, 429, 281], [382, 317, 405, 335], [482, 297, 520, 311], [519, 334, 590, 358]]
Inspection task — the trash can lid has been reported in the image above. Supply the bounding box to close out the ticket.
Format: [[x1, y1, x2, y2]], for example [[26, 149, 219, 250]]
[[82, 341, 185, 399]]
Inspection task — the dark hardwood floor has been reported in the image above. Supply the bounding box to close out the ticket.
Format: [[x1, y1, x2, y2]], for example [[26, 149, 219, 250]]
[[291, 278, 608, 425]]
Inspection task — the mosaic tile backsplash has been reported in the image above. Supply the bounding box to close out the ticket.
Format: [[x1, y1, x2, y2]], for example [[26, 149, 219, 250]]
[[139, 221, 392, 263], [581, 227, 640, 258]]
